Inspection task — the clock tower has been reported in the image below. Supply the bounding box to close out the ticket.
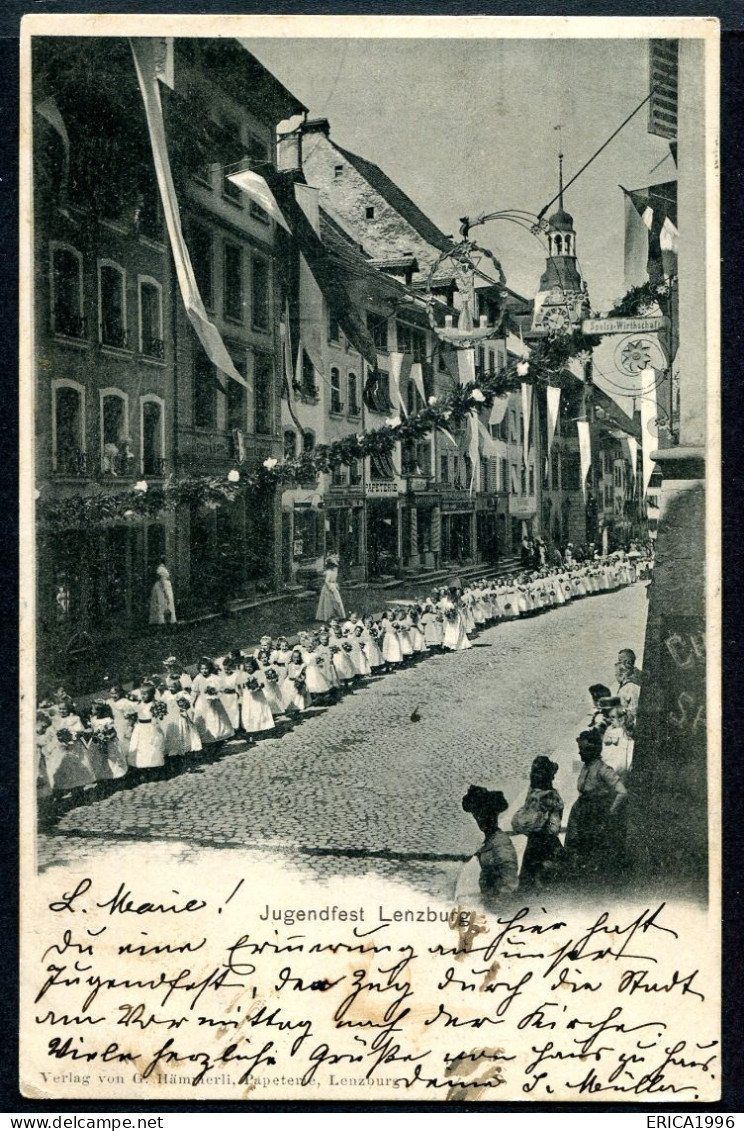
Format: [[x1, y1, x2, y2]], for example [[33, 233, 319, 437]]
[[532, 153, 591, 333]]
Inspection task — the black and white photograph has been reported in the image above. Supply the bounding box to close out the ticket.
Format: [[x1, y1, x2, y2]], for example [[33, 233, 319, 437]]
[[20, 15, 720, 1104]]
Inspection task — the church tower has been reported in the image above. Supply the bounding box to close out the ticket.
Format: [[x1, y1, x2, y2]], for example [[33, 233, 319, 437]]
[[532, 151, 591, 333]]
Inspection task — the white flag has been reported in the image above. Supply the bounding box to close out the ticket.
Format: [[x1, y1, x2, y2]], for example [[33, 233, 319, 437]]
[[282, 301, 293, 390], [489, 396, 508, 426], [546, 384, 561, 455], [521, 382, 532, 465], [409, 361, 426, 404], [389, 352, 407, 415], [457, 349, 476, 386], [226, 168, 291, 232], [577, 420, 592, 501], [478, 419, 500, 458], [130, 38, 247, 388], [640, 366, 659, 496]]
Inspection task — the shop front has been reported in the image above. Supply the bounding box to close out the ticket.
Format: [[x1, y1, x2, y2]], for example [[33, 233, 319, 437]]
[[366, 481, 400, 578], [326, 493, 365, 579], [440, 494, 475, 567]]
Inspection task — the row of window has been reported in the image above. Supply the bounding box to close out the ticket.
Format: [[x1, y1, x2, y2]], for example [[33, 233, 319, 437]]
[[51, 381, 165, 477], [328, 313, 430, 364], [193, 343, 275, 435], [50, 244, 164, 357], [187, 225, 271, 331]]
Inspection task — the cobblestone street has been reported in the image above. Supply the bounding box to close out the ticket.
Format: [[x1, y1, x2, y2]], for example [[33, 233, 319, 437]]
[[38, 583, 648, 898]]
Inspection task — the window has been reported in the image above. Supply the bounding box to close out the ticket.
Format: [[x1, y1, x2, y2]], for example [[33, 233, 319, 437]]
[[520, 465, 527, 496], [141, 396, 165, 476], [500, 457, 508, 493], [303, 430, 315, 454], [189, 225, 213, 308], [222, 120, 244, 203], [397, 322, 426, 362], [453, 454, 461, 488], [138, 277, 163, 359], [347, 372, 359, 416], [331, 464, 347, 487], [254, 352, 273, 435], [98, 261, 127, 348], [330, 368, 343, 414], [509, 410, 518, 443], [561, 451, 581, 491], [247, 134, 271, 222], [365, 370, 392, 414], [511, 463, 518, 495], [349, 459, 362, 485], [334, 165, 344, 179], [528, 465, 535, 496], [300, 350, 318, 399], [53, 381, 86, 475], [251, 256, 270, 332], [367, 312, 389, 353], [365, 206, 375, 220], [50, 245, 84, 338], [100, 390, 131, 476], [477, 346, 486, 379], [227, 356, 247, 433], [551, 454, 560, 491], [224, 243, 243, 321], [329, 309, 340, 343], [480, 457, 488, 492], [283, 430, 297, 460], [440, 454, 449, 484], [193, 347, 217, 429]]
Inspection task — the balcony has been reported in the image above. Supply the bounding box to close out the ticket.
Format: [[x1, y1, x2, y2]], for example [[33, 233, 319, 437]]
[[329, 400, 345, 417], [141, 336, 165, 361], [142, 456, 167, 478], [101, 442, 136, 478]]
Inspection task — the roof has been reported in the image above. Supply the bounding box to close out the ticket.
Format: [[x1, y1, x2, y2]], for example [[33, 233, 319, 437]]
[[178, 40, 306, 124], [548, 206, 574, 231], [368, 255, 420, 272], [331, 141, 455, 255]]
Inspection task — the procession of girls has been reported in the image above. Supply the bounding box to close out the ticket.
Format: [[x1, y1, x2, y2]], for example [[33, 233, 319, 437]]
[[36, 552, 639, 811]]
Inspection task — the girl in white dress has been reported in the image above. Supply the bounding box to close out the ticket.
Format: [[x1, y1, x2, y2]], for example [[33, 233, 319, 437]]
[[329, 625, 355, 685], [406, 609, 428, 654], [160, 676, 187, 757], [261, 665, 286, 717], [442, 594, 472, 651], [303, 642, 333, 698], [350, 624, 372, 677], [175, 695, 202, 756], [270, 638, 292, 687], [240, 657, 276, 736], [282, 648, 311, 713], [128, 685, 166, 771], [193, 663, 234, 746], [316, 630, 341, 692], [219, 658, 244, 733], [420, 601, 443, 649], [380, 614, 403, 669], [361, 618, 385, 669], [107, 686, 138, 763], [315, 559, 346, 621], [89, 701, 128, 780], [46, 701, 95, 796]]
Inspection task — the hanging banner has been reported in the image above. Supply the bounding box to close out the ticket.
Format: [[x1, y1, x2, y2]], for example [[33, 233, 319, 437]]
[[478, 419, 500, 458], [409, 361, 427, 404], [130, 39, 247, 389], [457, 348, 476, 386], [389, 352, 407, 415], [283, 300, 294, 389], [489, 396, 508, 426], [577, 419, 592, 501], [640, 365, 659, 496], [227, 168, 292, 232], [546, 384, 561, 455], [521, 381, 532, 465], [625, 435, 639, 484], [468, 412, 480, 495]]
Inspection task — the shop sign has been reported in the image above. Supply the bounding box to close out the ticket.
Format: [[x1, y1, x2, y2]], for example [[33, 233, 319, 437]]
[[582, 316, 667, 335], [367, 481, 398, 497]]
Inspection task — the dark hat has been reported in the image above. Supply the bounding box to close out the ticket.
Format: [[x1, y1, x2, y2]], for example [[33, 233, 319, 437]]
[[531, 755, 559, 779], [598, 696, 622, 710], [462, 784, 509, 818]]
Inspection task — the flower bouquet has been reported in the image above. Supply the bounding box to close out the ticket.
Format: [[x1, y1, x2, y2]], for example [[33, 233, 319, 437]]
[[342, 642, 353, 654], [55, 727, 77, 748], [176, 697, 192, 712], [244, 676, 261, 692], [264, 668, 279, 683], [151, 700, 169, 721]]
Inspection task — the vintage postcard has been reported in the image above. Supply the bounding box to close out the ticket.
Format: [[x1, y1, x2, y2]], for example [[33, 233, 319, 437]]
[[20, 14, 721, 1104]]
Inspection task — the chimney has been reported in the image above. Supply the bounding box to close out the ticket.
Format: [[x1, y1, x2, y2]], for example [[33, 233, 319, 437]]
[[277, 130, 302, 172], [302, 117, 331, 137]]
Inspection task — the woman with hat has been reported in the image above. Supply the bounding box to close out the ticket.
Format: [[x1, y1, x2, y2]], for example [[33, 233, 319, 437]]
[[512, 757, 565, 893], [315, 556, 345, 622], [564, 728, 628, 889], [461, 785, 519, 908]]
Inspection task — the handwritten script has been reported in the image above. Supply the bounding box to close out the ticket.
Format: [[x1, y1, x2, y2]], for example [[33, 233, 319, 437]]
[[22, 873, 719, 1102]]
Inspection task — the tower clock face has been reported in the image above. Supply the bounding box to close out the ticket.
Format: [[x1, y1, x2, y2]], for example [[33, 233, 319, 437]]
[[544, 307, 569, 331]]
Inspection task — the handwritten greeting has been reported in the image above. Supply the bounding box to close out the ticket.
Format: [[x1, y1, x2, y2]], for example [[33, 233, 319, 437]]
[[21, 868, 720, 1103]]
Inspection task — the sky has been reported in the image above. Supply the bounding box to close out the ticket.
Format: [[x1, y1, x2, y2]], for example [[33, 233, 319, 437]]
[[247, 36, 673, 312]]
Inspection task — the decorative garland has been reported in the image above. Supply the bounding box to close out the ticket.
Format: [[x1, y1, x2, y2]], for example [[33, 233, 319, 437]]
[[608, 278, 675, 319], [38, 332, 600, 533]]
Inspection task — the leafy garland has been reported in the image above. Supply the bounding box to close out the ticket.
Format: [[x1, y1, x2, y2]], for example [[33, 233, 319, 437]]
[[38, 331, 602, 534], [608, 278, 674, 319]]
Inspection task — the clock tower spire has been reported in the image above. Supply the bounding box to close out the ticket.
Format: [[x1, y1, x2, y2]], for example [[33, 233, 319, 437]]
[[532, 140, 591, 333]]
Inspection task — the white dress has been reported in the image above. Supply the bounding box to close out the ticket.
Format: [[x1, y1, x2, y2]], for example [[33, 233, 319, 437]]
[[241, 678, 276, 734], [381, 619, 403, 664], [442, 601, 471, 651], [193, 689, 234, 744], [361, 627, 385, 668], [282, 662, 311, 712], [315, 567, 346, 620], [304, 652, 332, 695], [128, 705, 166, 769], [89, 717, 128, 779], [220, 669, 244, 732]]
